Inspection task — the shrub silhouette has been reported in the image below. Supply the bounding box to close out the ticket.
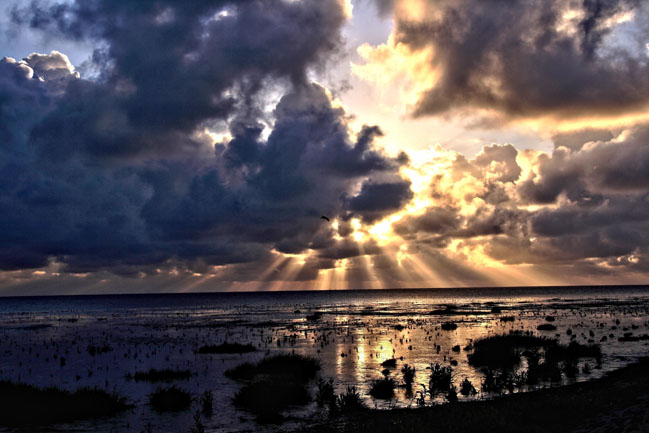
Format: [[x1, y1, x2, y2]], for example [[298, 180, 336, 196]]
[[316, 379, 336, 407], [401, 364, 416, 388], [225, 353, 320, 383], [369, 378, 396, 399], [227, 353, 321, 422], [336, 386, 365, 412], [148, 386, 191, 412], [429, 363, 453, 394], [0, 381, 129, 426]]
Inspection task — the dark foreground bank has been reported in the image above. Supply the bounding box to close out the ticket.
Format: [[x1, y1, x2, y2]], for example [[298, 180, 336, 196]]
[[310, 357, 649, 433]]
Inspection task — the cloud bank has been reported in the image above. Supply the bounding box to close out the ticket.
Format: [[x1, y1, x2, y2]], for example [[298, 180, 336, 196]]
[[1, 0, 649, 293]]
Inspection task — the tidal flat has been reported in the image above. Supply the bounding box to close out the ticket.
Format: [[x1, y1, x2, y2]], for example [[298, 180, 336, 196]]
[[0, 286, 647, 432]]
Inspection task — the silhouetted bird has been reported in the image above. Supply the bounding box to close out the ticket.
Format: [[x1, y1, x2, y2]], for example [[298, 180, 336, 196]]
[[321, 215, 330, 222]]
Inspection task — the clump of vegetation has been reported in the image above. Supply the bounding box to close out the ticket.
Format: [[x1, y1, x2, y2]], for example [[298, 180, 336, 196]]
[[188, 410, 205, 433], [563, 358, 579, 378], [537, 323, 557, 331], [481, 369, 527, 394], [547, 341, 602, 362], [468, 332, 559, 368], [429, 363, 453, 394], [148, 386, 191, 412], [401, 364, 416, 389], [618, 333, 649, 342], [225, 353, 320, 382], [381, 358, 397, 368], [233, 380, 310, 422], [316, 379, 336, 407], [196, 342, 256, 354], [306, 312, 323, 321], [441, 322, 458, 331], [459, 377, 477, 396], [227, 353, 321, 422], [446, 385, 458, 402], [0, 381, 129, 426], [369, 378, 396, 399], [470, 332, 602, 392], [130, 368, 191, 382], [336, 386, 366, 412], [200, 391, 213, 416]]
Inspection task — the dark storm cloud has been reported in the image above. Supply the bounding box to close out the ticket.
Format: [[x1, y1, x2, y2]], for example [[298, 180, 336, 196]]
[[343, 179, 413, 222], [0, 0, 402, 277], [394, 0, 649, 118], [11, 0, 348, 159]]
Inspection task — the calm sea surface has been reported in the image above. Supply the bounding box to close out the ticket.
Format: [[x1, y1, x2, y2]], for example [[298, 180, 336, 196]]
[[0, 286, 648, 432]]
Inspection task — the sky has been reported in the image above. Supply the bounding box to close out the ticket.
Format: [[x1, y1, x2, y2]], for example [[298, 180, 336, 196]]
[[1, 0, 649, 295]]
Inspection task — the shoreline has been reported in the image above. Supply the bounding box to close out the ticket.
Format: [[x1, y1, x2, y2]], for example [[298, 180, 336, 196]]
[[309, 357, 649, 433], [1, 284, 647, 299]]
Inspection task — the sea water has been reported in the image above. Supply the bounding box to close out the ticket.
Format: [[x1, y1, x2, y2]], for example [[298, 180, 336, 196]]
[[0, 286, 648, 432]]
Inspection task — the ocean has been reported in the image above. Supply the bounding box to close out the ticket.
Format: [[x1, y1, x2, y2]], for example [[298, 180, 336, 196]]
[[0, 286, 648, 432]]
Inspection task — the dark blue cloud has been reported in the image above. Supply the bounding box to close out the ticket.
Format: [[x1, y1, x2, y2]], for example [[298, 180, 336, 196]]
[[344, 179, 413, 222], [0, 0, 401, 276]]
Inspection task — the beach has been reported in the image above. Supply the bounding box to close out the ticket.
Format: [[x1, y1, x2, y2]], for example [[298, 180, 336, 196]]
[[0, 286, 647, 432]]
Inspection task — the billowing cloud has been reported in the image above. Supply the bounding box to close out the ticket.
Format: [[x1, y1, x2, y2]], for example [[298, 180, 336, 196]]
[[388, 125, 649, 283], [0, 1, 402, 283], [367, 0, 649, 121], [344, 178, 413, 222]]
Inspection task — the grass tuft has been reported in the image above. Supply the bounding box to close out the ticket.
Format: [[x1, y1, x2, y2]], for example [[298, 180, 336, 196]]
[[225, 353, 320, 383], [148, 386, 191, 412], [369, 378, 396, 399], [227, 353, 321, 422], [0, 381, 129, 426]]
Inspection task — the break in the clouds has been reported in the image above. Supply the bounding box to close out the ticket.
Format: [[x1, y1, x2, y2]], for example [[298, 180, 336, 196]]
[[383, 0, 649, 119], [1, 0, 649, 294]]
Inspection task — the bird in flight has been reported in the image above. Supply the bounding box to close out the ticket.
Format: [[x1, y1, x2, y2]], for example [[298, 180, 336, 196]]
[[320, 215, 330, 222]]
